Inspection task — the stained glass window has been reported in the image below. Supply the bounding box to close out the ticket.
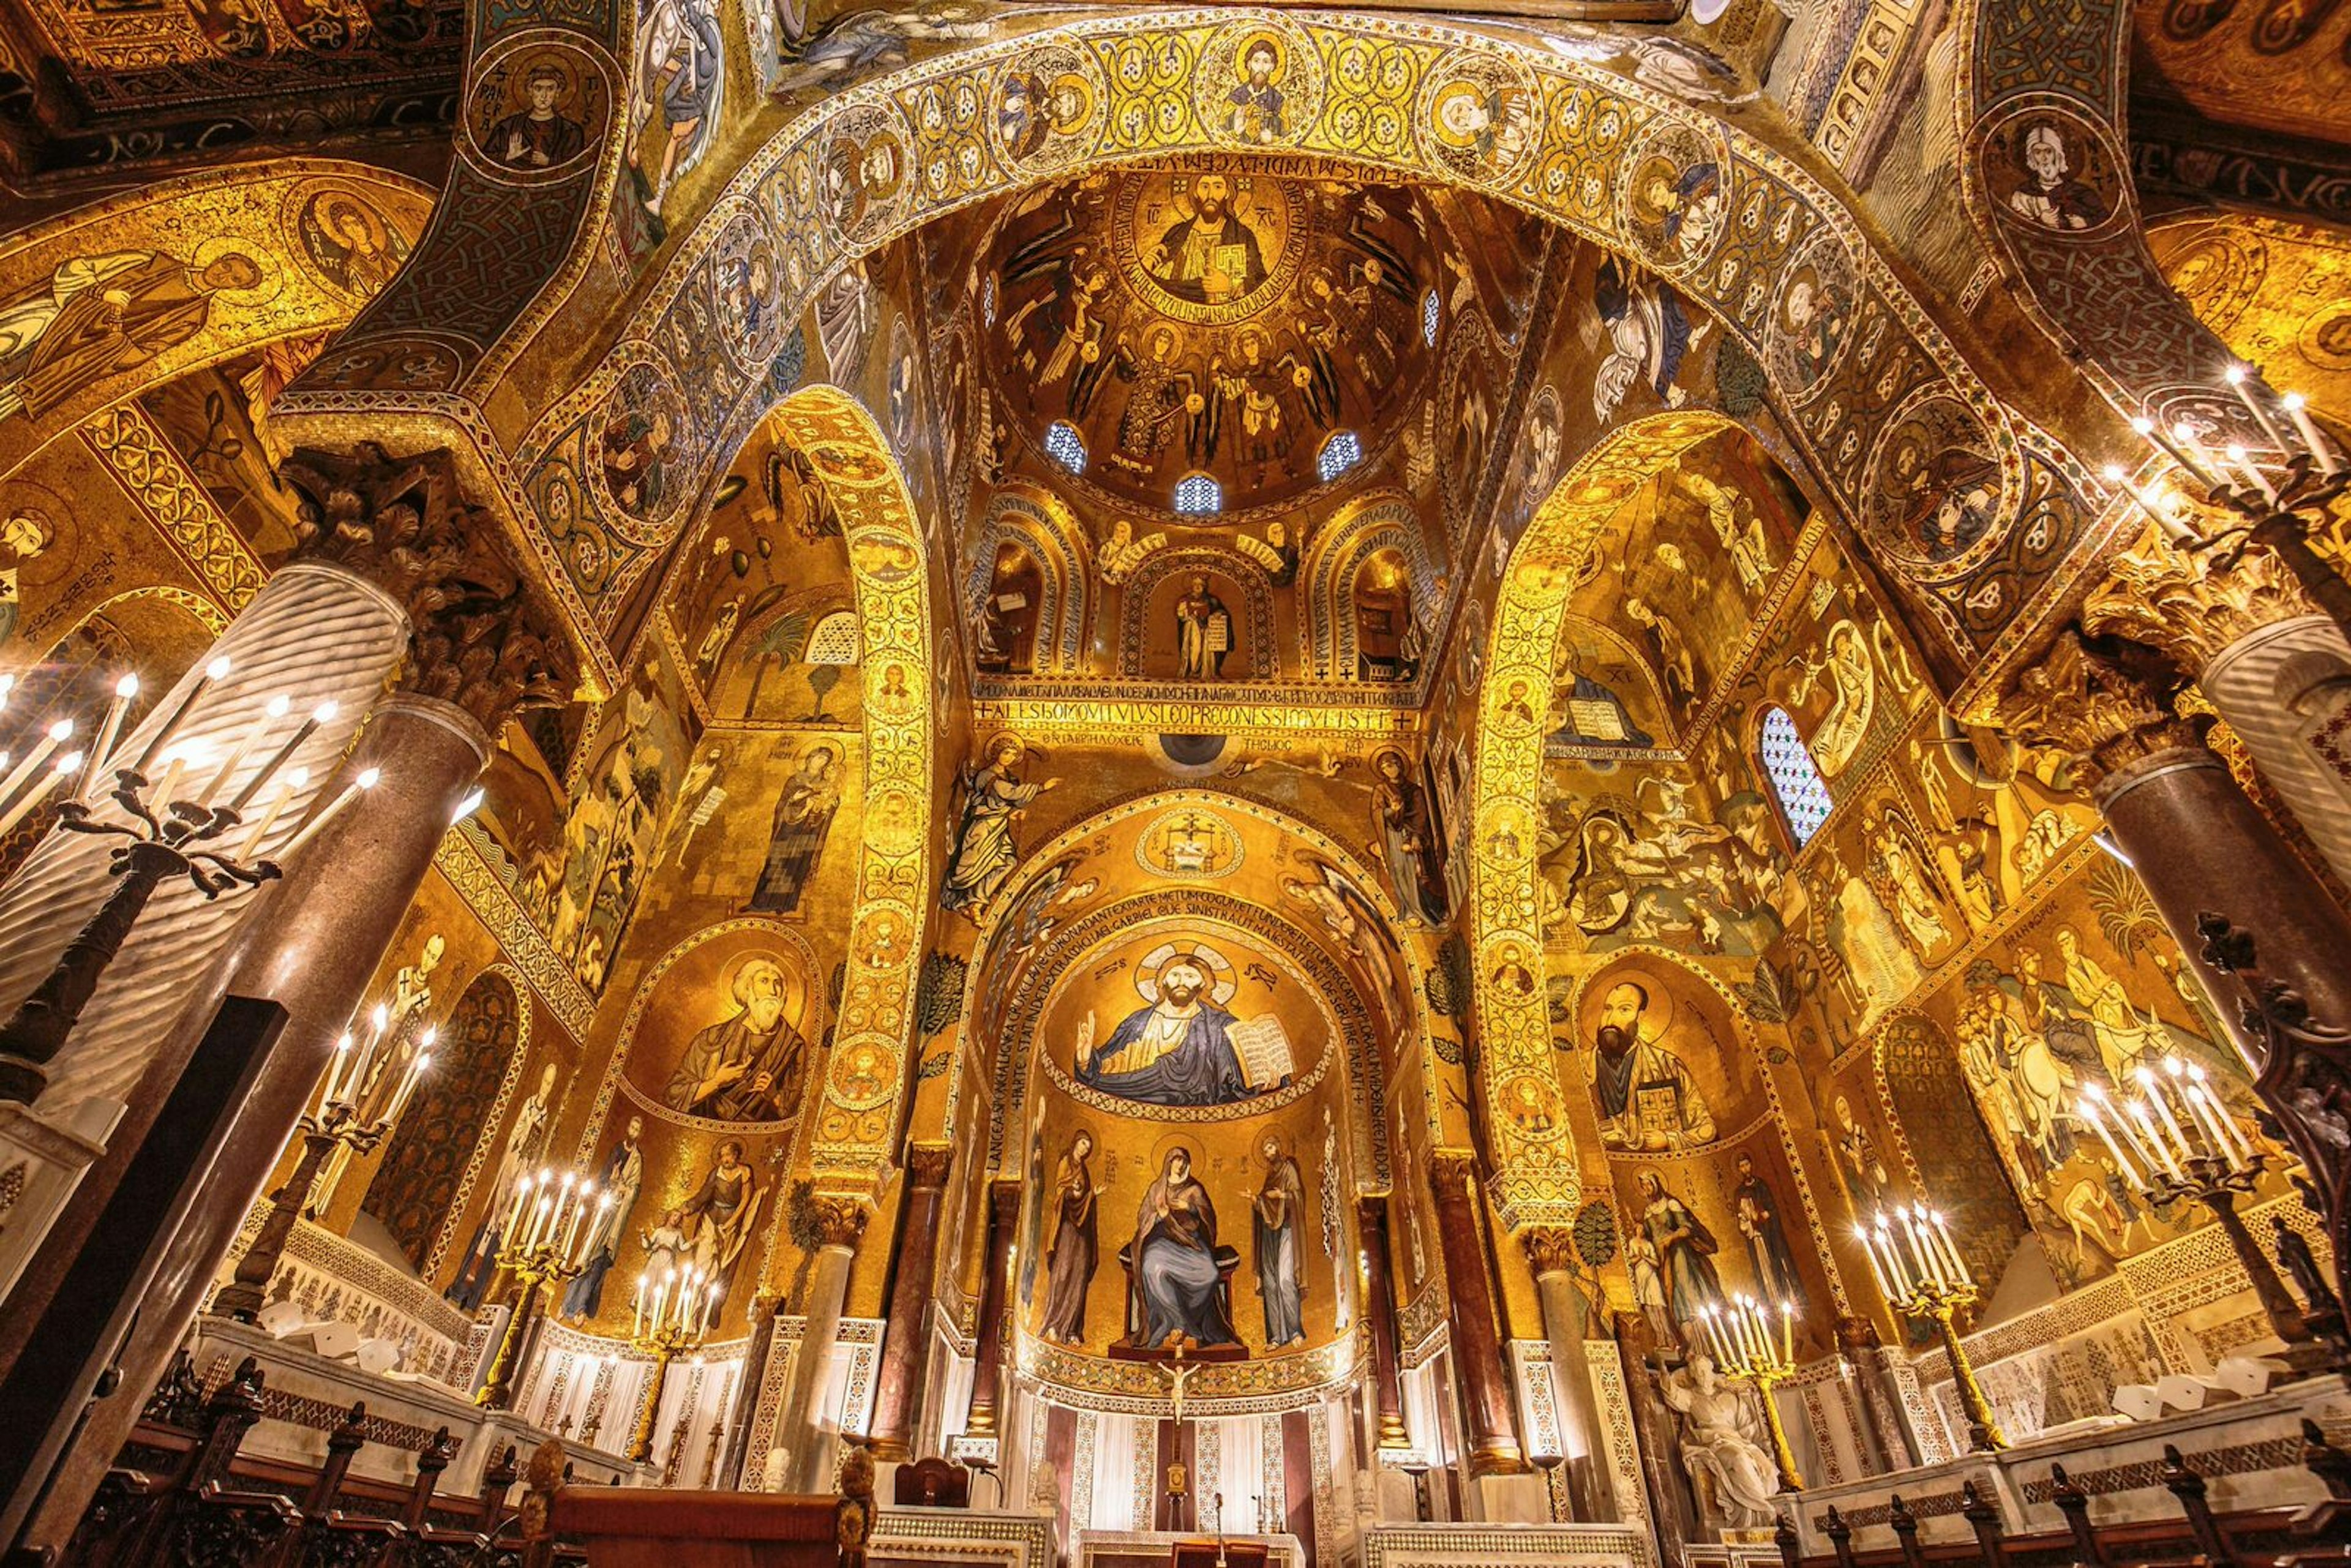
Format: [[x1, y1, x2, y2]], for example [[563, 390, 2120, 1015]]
[[1044, 419, 1086, 474], [1318, 430, 1362, 481], [1759, 705, 1832, 846], [1174, 472, 1222, 514], [805, 611, 860, 665], [1422, 287, 1442, 346]]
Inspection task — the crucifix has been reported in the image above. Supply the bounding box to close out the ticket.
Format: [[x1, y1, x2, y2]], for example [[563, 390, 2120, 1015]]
[[1155, 1340, 1199, 1533]]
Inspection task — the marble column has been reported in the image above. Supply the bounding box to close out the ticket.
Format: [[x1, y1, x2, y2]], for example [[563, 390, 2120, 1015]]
[[869, 1142, 952, 1461], [1427, 1150, 1524, 1478], [1356, 1196, 1409, 1451], [1522, 1226, 1613, 1520], [965, 1178, 1020, 1438], [2087, 543, 2351, 891], [1999, 629, 2351, 1050], [718, 1294, 780, 1488], [2, 443, 574, 1555], [776, 1195, 868, 1493]]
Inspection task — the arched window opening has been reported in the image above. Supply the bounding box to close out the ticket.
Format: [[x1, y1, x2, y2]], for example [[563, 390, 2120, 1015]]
[[804, 610, 860, 665], [1174, 472, 1222, 515], [1318, 430, 1363, 481], [1759, 705, 1832, 847], [1044, 419, 1086, 475]]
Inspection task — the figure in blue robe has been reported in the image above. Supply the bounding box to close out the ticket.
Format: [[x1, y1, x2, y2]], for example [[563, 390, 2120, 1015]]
[[1078, 958, 1261, 1107], [1130, 1149, 1239, 1349]]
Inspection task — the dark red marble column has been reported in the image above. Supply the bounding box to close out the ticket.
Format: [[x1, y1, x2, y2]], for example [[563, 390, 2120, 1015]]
[[869, 1142, 953, 1460], [1357, 1195, 1409, 1450], [1428, 1151, 1524, 1477], [965, 1177, 1021, 1436]]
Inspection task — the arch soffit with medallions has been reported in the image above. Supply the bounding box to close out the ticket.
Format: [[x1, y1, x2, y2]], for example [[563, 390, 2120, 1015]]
[[371, 10, 2126, 712], [1301, 490, 1436, 683], [955, 785, 1441, 1177], [1470, 410, 1747, 1232]]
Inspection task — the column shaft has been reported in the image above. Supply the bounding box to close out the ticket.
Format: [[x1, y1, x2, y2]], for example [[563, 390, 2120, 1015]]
[[2097, 747, 2351, 1046], [16, 692, 490, 1553], [775, 1198, 866, 1493], [1427, 1152, 1523, 1477], [966, 1179, 1019, 1436], [1527, 1239, 1613, 1521], [1357, 1196, 1409, 1450], [869, 1144, 951, 1461]]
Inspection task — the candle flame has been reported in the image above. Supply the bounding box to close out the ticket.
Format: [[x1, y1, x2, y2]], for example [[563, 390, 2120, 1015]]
[[264, 694, 291, 718], [54, 751, 83, 775], [2284, 391, 2307, 411], [206, 656, 232, 681], [2224, 365, 2246, 386], [2131, 416, 2155, 435], [45, 719, 72, 742], [356, 767, 381, 789], [288, 767, 310, 790], [421, 1025, 438, 1048], [415, 1054, 432, 1074], [312, 700, 339, 723], [114, 673, 139, 699]]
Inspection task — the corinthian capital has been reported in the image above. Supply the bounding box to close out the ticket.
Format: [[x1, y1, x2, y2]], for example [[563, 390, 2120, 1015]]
[[1521, 1226, 1577, 1277], [280, 443, 577, 734], [2082, 542, 2320, 673], [1996, 629, 2200, 795], [811, 1194, 871, 1249]]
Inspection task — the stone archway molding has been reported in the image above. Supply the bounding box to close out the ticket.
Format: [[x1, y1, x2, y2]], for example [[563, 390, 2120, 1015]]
[[1472, 410, 1739, 1231], [282, 9, 2126, 708]]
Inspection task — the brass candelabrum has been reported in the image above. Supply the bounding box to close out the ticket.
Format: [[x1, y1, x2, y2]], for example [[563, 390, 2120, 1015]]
[[2080, 1051, 2337, 1374], [626, 1278, 714, 1465], [1696, 1293, 1804, 1493], [476, 1170, 607, 1411], [212, 1003, 437, 1321], [2109, 370, 2351, 643], [1858, 1205, 2006, 1453], [0, 661, 366, 1105]]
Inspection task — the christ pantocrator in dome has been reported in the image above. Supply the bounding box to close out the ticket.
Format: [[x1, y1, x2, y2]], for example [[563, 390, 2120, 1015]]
[[1146, 174, 1269, 307], [1073, 943, 1294, 1108]]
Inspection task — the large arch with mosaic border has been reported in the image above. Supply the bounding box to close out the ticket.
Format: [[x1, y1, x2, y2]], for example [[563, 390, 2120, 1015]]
[[276, 9, 2133, 708]]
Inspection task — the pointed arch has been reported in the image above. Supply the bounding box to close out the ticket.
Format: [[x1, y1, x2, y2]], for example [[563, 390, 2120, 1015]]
[[1302, 491, 1437, 683], [757, 386, 937, 1193], [965, 484, 1090, 675], [1116, 546, 1278, 681], [1469, 411, 1741, 1232], [956, 787, 1443, 1179], [370, 967, 526, 1274]]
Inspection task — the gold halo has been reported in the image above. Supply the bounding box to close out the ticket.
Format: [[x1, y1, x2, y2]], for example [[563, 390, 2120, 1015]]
[[190, 238, 274, 301], [1133, 937, 1237, 1008], [1430, 80, 1488, 149], [720, 948, 793, 1013], [1237, 32, 1285, 80]]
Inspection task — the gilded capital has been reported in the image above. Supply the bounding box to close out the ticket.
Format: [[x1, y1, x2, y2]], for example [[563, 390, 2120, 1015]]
[[2081, 541, 2319, 673], [280, 442, 577, 735], [905, 1142, 953, 1188], [1428, 1149, 1480, 1195], [1995, 629, 2200, 795], [811, 1194, 871, 1249], [1521, 1226, 1577, 1277]]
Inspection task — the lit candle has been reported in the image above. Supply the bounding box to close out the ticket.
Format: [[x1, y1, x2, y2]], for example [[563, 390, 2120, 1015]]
[[323, 1031, 357, 1108], [129, 655, 228, 775], [2101, 465, 2199, 545], [0, 673, 13, 708], [80, 673, 138, 801], [2186, 1065, 2253, 1166], [2126, 1097, 2184, 1180], [2080, 1097, 2143, 1187], [2173, 422, 2221, 487], [0, 748, 80, 839], [228, 700, 336, 814], [2282, 392, 2341, 476], [506, 1170, 536, 1235], [1779, 1300, 1794, 1366], [1924, 1210, 1962, 1284], [651, 1270, 673, 1335], [1875, 1220, 1914, 1297], [1856, 1228, 1894, 1300], [148, 744, 201, 812], [2223, 444, 2278, 503], [2222, 366, 2290, 453], [2135, 1064, 2194, 1163], [0, 718, 73, 814], [527, 1191, 554, 1253], [385, 1052, 429, 1124], [1897, 1209, 1935, 1289], [271, 767, 380, 862], [200, 692, 288, 806], [1907, 1208, 1946, 1289], [633, 1274, 648, 1339], [577, 1191, 613, 1268], [235, 767, 307, 858], [703, 1280, 720, 1335], [558, 1173, 583, 1257], [2164, 1057, 2221, 1160]]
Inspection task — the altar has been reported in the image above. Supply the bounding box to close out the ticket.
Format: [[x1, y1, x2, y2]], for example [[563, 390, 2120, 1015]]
[[1076, 1527, 1303, 1568]]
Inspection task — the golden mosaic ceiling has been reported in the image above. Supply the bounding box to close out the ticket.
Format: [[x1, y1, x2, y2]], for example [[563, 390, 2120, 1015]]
[[979, 161, 1454, 519]]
